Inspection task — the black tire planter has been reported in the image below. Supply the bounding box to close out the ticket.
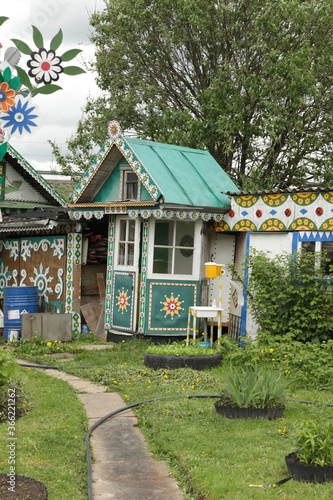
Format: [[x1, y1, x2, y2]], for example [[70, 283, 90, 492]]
[[0, 474, 48, 499], [214, 400, 285, 420], [143, 352, 222, 370], [285, 452, 333, 483]]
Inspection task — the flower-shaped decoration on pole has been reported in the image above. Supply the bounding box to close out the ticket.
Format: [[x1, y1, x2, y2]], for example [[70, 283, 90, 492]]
[[0, 81, 15, 113], [0, 96, 38, 136], [12, 25, 85, 96], [108, 121, 121, 139], [27, 48, 63, 84], [0, 67, 20, 113]]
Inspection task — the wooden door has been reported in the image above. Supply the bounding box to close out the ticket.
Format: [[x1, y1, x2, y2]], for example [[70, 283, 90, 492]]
[[110, 217, 141, 332]]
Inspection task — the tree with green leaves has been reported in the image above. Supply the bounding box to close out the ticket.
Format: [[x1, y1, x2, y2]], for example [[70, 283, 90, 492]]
[[51, 0, 333, 190]]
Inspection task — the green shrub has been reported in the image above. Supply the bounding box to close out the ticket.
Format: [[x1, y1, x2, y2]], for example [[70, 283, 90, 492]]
[[295, 420, 333, 466], [230, 249, 333, 342], [224, 336, 333, 390], [221, 366, 293, 408]]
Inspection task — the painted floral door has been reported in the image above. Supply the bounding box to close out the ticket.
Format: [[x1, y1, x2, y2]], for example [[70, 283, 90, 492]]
[[110, 216, 141, 332]]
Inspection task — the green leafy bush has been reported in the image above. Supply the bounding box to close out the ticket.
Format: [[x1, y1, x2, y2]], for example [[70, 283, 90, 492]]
[[225, 337, 333, 390], [221, 366, 293, 408], [230, 249, 333, 342], [295, 420, 333, 466]]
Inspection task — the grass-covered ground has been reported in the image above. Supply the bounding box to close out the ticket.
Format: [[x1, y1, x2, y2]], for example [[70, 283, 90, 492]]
[[0, 366, 88, 499], [5, 335, 332, 499]]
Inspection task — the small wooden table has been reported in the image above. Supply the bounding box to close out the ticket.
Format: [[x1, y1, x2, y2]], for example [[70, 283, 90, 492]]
[[186, 306, 223, 346]]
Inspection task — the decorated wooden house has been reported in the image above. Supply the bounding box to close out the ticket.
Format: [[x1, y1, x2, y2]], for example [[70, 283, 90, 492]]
[[69, 123, 239, 340], [221, 188, 333, 340], [0, 144, 82, 335]]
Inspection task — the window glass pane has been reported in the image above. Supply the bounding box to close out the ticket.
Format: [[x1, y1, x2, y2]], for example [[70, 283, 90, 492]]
[[124, 171, 138, 199], [174, 248, 193, 274], [118, 243, 125, 265], [126, 181, 137, 199], [176, 221, 194, 247], [128, 221, 135, 241], [154, 221, 172, 246], [302, 242, 315, 253], [127, 243, 134, 266], [120, 220, 127, 241], [153, 247, 172, 273], [322, 241, 333, 274]]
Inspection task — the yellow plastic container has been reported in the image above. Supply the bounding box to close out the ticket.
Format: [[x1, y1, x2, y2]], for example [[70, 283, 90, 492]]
[[205, 262, 222, 279]]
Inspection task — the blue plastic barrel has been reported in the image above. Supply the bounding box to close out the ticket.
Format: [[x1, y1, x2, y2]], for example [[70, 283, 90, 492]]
[[3, 286, 39, 341]]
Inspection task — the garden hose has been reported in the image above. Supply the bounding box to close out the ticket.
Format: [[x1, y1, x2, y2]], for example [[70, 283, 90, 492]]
[[249, 476, 292, 489], [17, 363, 95, 369]]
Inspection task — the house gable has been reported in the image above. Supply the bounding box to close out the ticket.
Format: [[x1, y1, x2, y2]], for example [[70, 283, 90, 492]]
[[71, 125, 162, 204], [5, 145, 67, 207], [92, 157, 152, 204], [71, 122, 239, 209]]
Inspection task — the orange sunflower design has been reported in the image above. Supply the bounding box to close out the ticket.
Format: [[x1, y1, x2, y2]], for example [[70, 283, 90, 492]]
[[0, 82, 15, 113]]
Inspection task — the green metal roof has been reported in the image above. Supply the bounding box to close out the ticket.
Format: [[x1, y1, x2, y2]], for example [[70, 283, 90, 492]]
[[71, 131, 239, 209], [126, 137, 238, 208]]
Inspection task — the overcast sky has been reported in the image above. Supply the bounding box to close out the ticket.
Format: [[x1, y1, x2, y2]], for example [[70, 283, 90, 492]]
[[1, 0, 105, 173]]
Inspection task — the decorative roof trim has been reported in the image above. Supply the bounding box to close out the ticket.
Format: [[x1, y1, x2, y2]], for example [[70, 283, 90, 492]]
[[0, 222, 81, 234], [71, 134, 163, 204], [225, 187, 333, 197], [6, 144, 68, 207], [68, 201, 157, 208], [72, 207, 225, 222], [298, 231, 333, 242]]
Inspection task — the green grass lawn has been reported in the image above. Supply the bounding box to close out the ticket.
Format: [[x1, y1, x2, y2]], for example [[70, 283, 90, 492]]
[[6, 336, 333, 499], [0, 367, 88, 500]]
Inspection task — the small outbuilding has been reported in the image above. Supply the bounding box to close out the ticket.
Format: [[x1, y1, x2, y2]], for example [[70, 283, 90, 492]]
[[70, 122, 239, 340], [0, 144, 82, 337], [222, 188, 333, 339]]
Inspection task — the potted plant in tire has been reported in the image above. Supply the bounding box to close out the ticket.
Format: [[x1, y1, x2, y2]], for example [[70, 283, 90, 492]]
[[214, 366, 293, 420], [144, 340, 223, 370], [285, 420, 333, 483]]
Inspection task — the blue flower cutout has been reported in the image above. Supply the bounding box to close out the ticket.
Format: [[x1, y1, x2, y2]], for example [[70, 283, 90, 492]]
[[0, 97, 38, 136]]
